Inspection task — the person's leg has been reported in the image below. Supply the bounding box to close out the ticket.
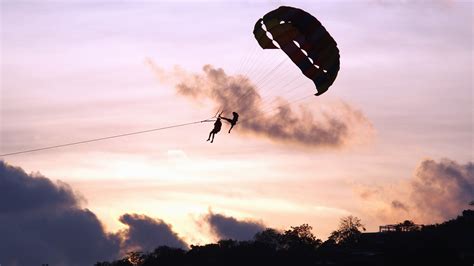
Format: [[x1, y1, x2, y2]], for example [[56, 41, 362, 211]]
[[221, 117, 232, 123], [211, 132, 215, 143], [207, 131, 212, 141], [228, 124, 234, 133]]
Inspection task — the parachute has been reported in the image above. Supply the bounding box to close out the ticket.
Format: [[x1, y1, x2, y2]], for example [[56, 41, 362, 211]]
[[253, 6, 340, 96]]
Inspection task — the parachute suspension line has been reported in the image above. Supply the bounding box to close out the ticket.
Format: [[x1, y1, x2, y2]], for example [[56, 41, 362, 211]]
[[238, 46, 307, 112], [240, 45, 261, 78], [225, 42, 270, 113], [260, 78, 309, 109], [0, 119, 215, 157], [256, 56, 293, 86], [259, 62, 294, 88], [227, 57, 288, 112], [241, 94, 314, 124], [229, 53, 307, 116], [243, 51, 275, 81], [212, 108, 223, 119], [225, 60, 290, 116], [256, 64, 299, 101], [220, 43, 258, 115], [236, 44, 258, 76], [256, 80, 313, 115], [278, 74, 307, 93], [234, 46, 288, 110], [250, 60, 288, 99], [244, 45, 267, 78], [260, 73, 301, 102], [236, 58, 286, 103], [252, 57, 287, 88], [235, 39, 259, 75], [237, 43, 284, 102], [240, 50, 278, 88], [233, 51, 249, 76]]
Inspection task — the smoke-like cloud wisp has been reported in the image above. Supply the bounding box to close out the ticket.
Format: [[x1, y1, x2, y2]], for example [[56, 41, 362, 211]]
[[149, 62, 373, 148]]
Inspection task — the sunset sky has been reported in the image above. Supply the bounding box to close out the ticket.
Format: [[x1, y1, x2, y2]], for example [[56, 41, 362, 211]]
[[1, 0, 472, 256]]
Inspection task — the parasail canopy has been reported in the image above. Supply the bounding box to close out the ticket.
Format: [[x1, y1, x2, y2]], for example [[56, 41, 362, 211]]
[[253, 6, 340, 96]]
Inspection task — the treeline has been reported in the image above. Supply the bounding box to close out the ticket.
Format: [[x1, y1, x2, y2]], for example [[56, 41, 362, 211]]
[[96, 210, 474, 266]]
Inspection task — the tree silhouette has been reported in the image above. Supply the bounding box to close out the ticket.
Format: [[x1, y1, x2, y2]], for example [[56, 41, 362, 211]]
[[328, 216, 365, 246], [281, 224, 322, 249], [97, 211, 474, 266], [395, 220, 420, 232], [127, 251, 144, 266], [254, 228, 282, 248]]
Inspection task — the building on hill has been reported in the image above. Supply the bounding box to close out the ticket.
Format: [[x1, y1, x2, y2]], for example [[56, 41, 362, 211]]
[[379, 220, 422, 232]]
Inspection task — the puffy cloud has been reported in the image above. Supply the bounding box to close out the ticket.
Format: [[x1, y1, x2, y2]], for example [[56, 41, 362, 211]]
[[205, 211, 265, 241], [410, 159, 473, 221], [149, 62, 373, 148], [355, 159, 473, 224], [0, 161, 120, 266], [118, 213, 188, 252], [0, 162, 79, 213]]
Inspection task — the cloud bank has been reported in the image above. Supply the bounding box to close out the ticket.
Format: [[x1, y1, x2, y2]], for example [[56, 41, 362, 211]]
[[0, 161, 120, 266], [205, 211, 266, 241], [0, 161, 276, 264], [0, 161, 187, 265], [149, 62, 373, 148]]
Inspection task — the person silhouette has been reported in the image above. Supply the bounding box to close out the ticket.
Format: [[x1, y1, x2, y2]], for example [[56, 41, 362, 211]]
[[220, 112, 239, 133], [207, 117, 222, 143]]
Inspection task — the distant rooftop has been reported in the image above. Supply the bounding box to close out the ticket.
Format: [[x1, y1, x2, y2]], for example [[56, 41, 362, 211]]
[[379, 223, 422, 233]]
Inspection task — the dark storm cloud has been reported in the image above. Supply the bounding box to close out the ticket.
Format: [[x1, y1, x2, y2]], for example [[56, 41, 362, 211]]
[[0, 161, 78, 213], [205, 211, 265, 241], [0, 161, 120, 266], [119, 213, 188, 252], [149, 62, 373, 148], [0, 161, 189, 265], [410, 159, 473, 221]]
